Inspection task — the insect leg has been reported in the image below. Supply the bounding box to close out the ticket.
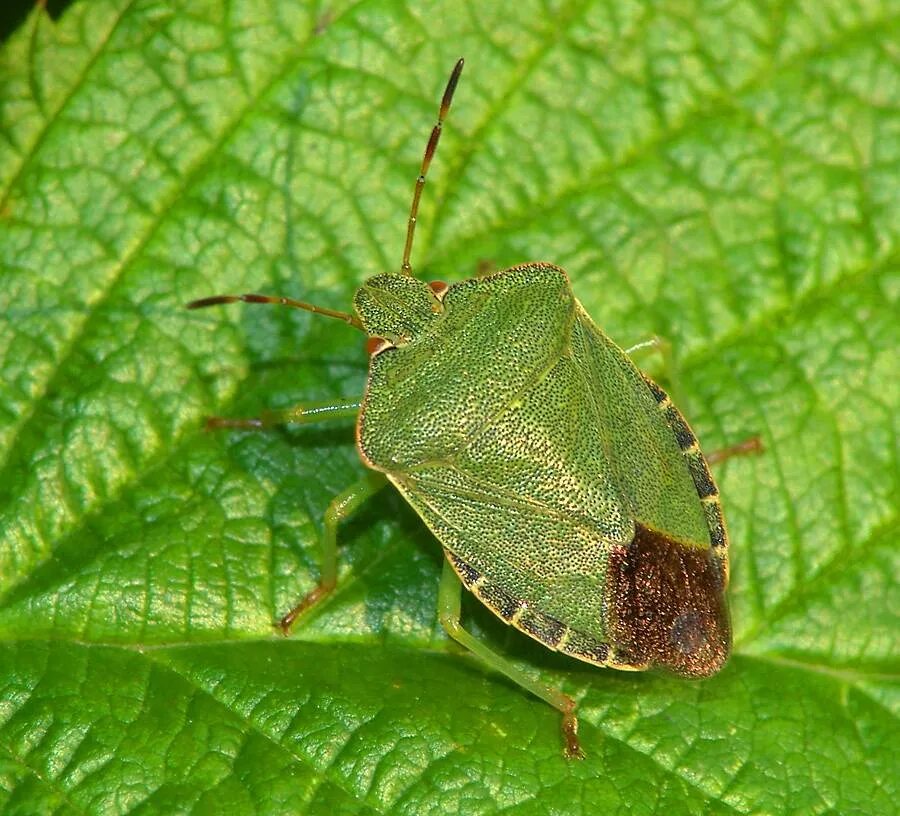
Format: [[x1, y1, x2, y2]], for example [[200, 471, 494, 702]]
[[626, 335, 680, 396], [475, 259, 497, 277], [626, 337, 764, 464], [204, 398, 361, 431], [706, 436, 764, 464], [626, 334, 695, 419], [437, 559, 585, 760], [624, 334, 670, 360], [278, 471, 389, 634]]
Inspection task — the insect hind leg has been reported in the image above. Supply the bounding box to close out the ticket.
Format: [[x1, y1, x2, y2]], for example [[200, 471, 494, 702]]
[[437, 558, 584, 760]]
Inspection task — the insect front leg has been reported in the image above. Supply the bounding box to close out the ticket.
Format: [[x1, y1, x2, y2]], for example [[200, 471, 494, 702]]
[[437, 558, 585, 760], [475, 259, 497, 277], [186, 291, 366, 430], [278, 472, 389, 634]]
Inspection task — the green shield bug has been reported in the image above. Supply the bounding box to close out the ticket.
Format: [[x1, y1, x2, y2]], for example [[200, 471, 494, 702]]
[[188, 59, 760, 759]]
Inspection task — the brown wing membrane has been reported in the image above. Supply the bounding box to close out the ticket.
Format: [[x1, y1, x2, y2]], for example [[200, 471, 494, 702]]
[[608, 522, 730, 677]]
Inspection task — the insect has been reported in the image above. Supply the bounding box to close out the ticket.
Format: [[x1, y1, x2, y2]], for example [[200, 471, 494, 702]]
[[188, 59, 759, 758]]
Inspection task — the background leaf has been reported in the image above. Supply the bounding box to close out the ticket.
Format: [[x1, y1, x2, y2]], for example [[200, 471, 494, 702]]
[[0, 1, 897, 813]]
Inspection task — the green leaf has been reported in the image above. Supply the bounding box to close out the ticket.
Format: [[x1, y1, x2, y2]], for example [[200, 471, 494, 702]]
[[0, 1, 897, 813]]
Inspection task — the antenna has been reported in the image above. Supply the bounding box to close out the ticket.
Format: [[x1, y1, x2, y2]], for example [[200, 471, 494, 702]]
[[186, 293, 363, 330], [400, 58, 464, 276]]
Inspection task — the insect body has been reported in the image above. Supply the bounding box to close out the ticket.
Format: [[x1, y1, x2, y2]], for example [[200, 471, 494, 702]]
[[189, 59, 740, 759], [356, 265, 731, 681]]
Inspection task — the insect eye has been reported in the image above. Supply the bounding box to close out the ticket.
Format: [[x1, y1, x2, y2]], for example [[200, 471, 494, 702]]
[[428, 280, 449, 313], [365, 336, 394, 356]]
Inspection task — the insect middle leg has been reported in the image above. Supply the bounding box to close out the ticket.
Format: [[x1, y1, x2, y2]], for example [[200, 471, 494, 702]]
[[279, 471, 389, 634], [626, 337, 763, 463], [624, 334, 671, 360], [437, 559, 585, 760], [705, 436, 763, 464], [202, 396, 388, 631], [626, 334, 682, 396]]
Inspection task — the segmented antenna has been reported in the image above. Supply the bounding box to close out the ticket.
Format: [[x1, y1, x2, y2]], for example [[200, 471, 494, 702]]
[[400, 58, 464, 276], [186, 293, 363, 330]]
